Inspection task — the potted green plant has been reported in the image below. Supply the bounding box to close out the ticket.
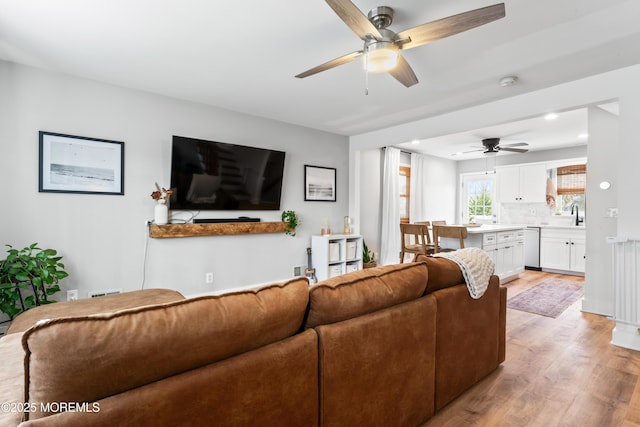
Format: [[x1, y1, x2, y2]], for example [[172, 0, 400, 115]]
[[0, 243, 68, 320], [281, 210, 299, 236], [362, 240, 377, 268]]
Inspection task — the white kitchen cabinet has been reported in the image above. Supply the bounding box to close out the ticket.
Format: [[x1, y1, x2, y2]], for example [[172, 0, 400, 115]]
[[497, 164, 546, 203], [540, 228, 585, 274], [311, 234, 363, 282]]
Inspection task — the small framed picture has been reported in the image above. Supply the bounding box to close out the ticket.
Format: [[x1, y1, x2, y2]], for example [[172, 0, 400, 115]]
[[304, 165, 336, 202], [39, 131, 124, 195]]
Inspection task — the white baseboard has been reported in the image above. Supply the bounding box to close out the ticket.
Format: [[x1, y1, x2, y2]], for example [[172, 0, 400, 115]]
[[611, 322, 640, 351]]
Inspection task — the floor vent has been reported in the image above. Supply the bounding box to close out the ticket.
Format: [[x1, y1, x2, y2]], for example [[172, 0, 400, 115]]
[[88, 288, 123, 298]]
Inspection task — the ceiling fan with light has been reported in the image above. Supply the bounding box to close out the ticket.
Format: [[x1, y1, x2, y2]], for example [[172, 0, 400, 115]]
[[295, 0, 506, 87], [461, 138, 530, 156]]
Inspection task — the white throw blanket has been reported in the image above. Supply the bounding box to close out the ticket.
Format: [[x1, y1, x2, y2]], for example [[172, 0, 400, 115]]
[[433, 247, 495, 299]]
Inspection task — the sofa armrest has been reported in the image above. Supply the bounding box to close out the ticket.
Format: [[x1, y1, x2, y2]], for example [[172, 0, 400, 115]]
[[432, 275, 504, 410]]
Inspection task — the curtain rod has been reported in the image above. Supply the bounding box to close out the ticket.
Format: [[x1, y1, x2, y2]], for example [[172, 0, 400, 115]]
[[382, 146, 414, 155]]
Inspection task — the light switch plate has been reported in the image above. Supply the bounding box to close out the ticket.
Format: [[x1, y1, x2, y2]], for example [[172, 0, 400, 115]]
[[605, 207, 618, 218]]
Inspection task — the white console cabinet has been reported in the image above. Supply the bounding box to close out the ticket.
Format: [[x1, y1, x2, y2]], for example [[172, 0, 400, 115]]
[[462, 226, 524, 284], [311, 234, 363, 282], [479, 229, 524, 282], [540, 228, 585, 274]]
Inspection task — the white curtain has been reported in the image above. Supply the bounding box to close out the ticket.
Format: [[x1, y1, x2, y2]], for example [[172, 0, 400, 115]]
[[409, 153, 428, 222], [380, 147, 401, 265]]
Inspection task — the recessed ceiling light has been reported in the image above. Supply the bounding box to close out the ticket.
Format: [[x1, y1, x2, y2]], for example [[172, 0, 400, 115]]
[[545, 113, 558, 120], [411, 139, 420, 145], [499, 76, 518, 87], [578, 133, 588, 139]]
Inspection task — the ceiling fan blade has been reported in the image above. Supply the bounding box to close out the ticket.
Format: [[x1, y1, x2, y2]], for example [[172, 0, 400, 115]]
[[397, 3, 505, 50], [456, 148, 484, 155], [500, 142, 528, 148], [325, 0, 382, 40], [387, 54, 418, 87], [295, 51, 363, 79], [499, 147, 528, 153]]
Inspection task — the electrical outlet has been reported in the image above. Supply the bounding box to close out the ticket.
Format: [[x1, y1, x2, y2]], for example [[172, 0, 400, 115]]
[[205, 272, 214, 284], [67, 289, 78, 301]]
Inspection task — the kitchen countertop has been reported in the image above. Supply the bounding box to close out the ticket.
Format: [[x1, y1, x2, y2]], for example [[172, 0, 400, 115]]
[[536, 224, 586, 230], [459, 224, 586, 232], [461, 224, 525, 233]]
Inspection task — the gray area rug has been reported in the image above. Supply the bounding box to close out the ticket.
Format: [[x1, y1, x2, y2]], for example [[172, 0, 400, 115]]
[[507, 278, 583, 318]]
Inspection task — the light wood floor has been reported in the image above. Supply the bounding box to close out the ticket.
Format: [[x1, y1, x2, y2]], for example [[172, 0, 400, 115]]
[[423, 269, 640, 427]]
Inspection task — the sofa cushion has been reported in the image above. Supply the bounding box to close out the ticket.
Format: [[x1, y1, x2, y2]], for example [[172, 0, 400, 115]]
[[7, 288, 185, 335], [21, 277, 310, 420], [414, 254, 464, 294], [305, 262, 428, 328]]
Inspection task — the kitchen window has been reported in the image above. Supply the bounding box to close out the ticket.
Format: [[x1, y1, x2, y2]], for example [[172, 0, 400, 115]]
[[399, 166, 410, 224], [556, 164, 586, 213]]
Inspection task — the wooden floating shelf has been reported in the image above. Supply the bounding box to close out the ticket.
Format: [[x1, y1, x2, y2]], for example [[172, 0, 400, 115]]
[[149, 222, 289, 238]]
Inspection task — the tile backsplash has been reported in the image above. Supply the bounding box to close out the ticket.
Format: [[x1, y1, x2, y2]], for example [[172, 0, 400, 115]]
[[499, 202, 574, 225]]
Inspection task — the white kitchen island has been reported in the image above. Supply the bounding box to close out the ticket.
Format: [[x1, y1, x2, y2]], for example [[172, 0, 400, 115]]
[[441, 224, 525, 283]]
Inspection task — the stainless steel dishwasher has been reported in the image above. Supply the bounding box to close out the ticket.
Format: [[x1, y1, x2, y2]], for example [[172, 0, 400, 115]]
[[524, 226, 541, 270]]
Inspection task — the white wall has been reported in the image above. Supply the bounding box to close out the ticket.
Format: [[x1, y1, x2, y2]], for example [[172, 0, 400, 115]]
[[411, 154, 457, 224], [357, 149, 382, 258], [582, 106, 618, 315], [0, 61, 349, 301]]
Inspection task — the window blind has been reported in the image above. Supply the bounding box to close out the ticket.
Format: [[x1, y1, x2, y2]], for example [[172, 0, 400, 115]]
[[556, 164, 586, 194]]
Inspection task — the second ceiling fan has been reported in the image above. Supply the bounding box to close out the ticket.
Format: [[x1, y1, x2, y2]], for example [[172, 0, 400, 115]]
[[462, 138, 529, 155], [296, 0, 506, 87]]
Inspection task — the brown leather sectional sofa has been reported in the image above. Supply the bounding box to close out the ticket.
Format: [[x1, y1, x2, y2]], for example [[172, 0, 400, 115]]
[[0, 256, 506, 427]]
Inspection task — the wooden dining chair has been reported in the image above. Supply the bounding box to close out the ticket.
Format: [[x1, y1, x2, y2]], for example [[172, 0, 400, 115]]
[[431, 220, 447, 226], [399, 223, 434, 263], [414, 221, 434, 247], [433, 225, 468, 253]]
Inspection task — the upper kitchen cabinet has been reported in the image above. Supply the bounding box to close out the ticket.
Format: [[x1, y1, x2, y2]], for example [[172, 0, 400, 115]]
[[497, 164, 546, 203]]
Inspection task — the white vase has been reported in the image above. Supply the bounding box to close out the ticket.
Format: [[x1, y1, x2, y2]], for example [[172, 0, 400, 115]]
[[154, 201, 168, 225]]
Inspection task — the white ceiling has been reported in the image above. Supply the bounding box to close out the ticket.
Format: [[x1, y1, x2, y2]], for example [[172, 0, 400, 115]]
[[0, 0, 638, 145]]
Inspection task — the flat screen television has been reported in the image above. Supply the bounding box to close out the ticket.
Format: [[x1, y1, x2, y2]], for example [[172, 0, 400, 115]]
[[169, 136, 286, 211]]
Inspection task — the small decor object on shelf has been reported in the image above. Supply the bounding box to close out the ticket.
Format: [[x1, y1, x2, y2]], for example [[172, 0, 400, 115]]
[[321, 218, 331, 235], [343, 216, 352, 234], [151, 183, 173, 225], [0, 243, 68, 320], [363, 240, 377, 269], [281, 210, 299, 236]]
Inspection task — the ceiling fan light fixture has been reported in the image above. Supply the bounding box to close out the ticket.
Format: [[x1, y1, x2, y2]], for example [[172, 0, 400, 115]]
[[364, 42, 398, 72]]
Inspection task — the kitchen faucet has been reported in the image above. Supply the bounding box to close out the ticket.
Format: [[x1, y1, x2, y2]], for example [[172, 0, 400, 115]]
[[571, 203, 584, 226]]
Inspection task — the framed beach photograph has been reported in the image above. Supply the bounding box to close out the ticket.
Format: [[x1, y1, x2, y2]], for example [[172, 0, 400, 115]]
[[304, 165, 336, 202], [39, 131, 124, 195]]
